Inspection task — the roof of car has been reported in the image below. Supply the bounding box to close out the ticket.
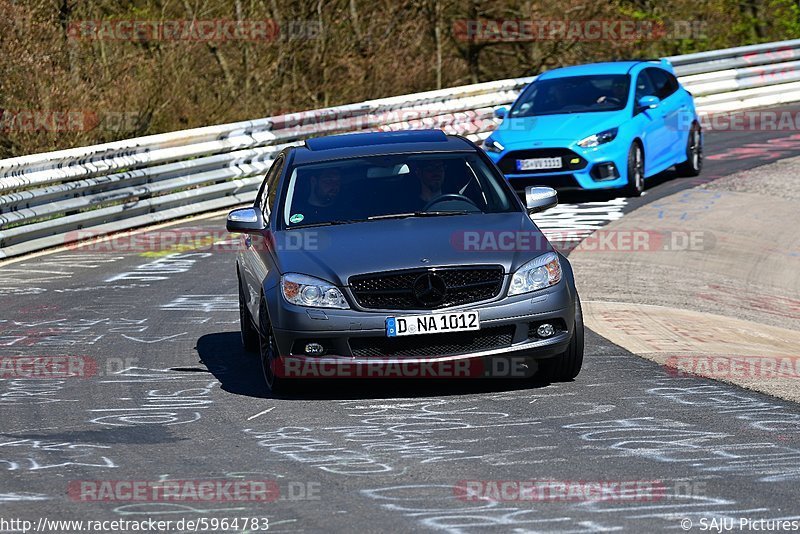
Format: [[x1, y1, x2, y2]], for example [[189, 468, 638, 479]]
[[291, 130, 476, 165], [538, 61, 657, 79]]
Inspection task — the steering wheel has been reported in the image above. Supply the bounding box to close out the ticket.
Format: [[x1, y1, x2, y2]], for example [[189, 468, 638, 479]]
[[599, 96, 622, 106], [422, 193, 480, 212]]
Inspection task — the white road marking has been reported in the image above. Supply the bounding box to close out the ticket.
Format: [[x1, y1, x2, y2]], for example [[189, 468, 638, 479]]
[[120, 333, 188, 344], [247, 407, 275, 420]]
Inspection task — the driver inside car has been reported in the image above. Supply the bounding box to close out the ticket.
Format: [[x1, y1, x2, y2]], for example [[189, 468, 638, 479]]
[[410, 160, 446, 210], [596, 80, 628, 105]]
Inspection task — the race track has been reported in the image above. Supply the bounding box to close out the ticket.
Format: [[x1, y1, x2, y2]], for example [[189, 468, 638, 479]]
[[2, 107, 800, 533]]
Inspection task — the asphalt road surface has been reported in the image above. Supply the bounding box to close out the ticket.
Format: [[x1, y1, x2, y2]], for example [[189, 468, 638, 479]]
[[2, 107, 800, 533]]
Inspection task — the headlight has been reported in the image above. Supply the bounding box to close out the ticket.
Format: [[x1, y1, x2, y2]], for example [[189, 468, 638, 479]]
[[508, 253, 562, 296], [281, 273, 349, 309], [483, 137, 505, 153], [577, 127, 618, 148]]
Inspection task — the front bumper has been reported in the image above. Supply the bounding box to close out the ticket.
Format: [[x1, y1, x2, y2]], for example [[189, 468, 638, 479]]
[[486, 140, 630, 192], [266, 280, 575, 367]]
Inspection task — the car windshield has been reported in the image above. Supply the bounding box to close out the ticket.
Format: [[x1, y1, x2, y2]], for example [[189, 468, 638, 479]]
[[509, 74, 631, 117], [282, 153, 517, 228]]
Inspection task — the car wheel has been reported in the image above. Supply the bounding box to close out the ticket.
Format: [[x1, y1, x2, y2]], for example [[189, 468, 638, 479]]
[[623, 142, 645, 197], [541, 296, 584, 382], [238, 271, 259, 353], [258, 297, 288, 394], [675, 123, 703, 177]]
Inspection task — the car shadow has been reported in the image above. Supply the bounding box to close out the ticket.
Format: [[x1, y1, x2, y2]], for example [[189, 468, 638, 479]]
[[642, 168, 682, 190], [197, 332, 554, 401], [195, 332, 272, 399]]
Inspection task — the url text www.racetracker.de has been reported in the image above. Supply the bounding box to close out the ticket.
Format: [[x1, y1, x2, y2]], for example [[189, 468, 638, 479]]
[[0, 516, 270, 533]]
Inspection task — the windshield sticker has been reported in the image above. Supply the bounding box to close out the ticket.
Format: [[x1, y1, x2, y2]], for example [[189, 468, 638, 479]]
[[290, 213, 305, 224]]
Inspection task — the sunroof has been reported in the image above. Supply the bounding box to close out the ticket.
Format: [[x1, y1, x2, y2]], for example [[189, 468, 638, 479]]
[[305, 130, 448, 151]]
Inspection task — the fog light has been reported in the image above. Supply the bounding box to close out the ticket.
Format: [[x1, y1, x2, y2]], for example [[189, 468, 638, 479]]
[[304, 343, 325, 356], [590, 162, 619, 181], [536, 323, 555, 338]]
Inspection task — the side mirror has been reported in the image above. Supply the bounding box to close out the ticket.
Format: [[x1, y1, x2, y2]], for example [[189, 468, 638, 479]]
[[226, 208, 266, 233], [525, 186, 558, 214], [494, 106, 508, 119], [638, 95, 660, 111]]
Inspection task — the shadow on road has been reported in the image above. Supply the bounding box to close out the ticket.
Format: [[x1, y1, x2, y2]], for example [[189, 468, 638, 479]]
[[2, 426, 184, 446], [195, 332, 271, 399], [197, 332, 553, 401]]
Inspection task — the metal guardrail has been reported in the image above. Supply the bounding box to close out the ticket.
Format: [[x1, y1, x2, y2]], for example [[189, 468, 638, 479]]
[[2, 39, 800, 259]]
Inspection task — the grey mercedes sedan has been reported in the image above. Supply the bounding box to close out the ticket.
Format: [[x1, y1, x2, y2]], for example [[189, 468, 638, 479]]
[[227, 129, 583, 392]]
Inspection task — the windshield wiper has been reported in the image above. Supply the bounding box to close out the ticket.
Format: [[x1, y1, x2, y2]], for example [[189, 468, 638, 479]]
[[290, 211, 471, 227], [367, 211, 470, 221], [289, 219, 360, 229]]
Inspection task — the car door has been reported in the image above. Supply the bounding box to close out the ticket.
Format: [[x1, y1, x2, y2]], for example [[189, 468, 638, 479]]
[[633, 68, 670, 172], [646, 68, 684, 158], [241, 155, 284, 318]]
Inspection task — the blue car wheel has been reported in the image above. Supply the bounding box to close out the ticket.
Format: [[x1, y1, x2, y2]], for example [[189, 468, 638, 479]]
[[676, 123, 703, 177], [624, 142, 645, 197]]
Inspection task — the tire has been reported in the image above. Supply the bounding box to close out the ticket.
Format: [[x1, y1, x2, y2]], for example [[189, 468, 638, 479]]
[[238, 271, 259, 353], [541, 296, 584, 382], [675, 122, 703, 177], [623, 142, 645, 197], [258, 297, 289, 394]]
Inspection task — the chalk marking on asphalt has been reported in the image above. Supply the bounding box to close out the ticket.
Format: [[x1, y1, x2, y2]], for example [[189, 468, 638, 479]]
[[120, 333, 188, 344], [247, 407, 275, 420], [0, 209, 234, 268]]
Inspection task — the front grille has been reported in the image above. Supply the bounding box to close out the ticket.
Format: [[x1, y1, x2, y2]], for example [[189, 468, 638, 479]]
[[498, 148, 587, 175], [349, 266, 504, 310], [350, 325, 515, 358]]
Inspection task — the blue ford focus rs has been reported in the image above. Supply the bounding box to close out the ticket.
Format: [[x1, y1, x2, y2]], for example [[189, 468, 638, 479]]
[[483, 60, 703, 197]]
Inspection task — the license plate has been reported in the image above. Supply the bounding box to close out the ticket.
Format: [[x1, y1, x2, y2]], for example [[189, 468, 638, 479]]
[[516, 157, 562, 171], [386, 311, 480, 337]]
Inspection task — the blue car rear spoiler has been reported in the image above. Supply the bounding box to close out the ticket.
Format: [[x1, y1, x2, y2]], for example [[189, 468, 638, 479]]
[[647, 58, 676, 74]]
